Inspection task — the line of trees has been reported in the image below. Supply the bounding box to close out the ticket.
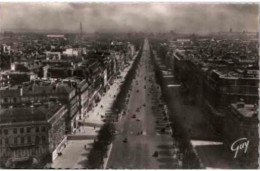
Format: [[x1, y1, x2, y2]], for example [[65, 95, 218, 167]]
[[150, 43, 201, 169], [87, 41, 144, 169], [87, 122, 116, 169]]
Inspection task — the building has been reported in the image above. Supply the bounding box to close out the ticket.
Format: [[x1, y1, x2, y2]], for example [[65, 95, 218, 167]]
[[223, 100, 259, 168], [63, 48, 81, 57], [10, 60, 43, 73], [0, 80, 80, 134], [46, 35, 65, 39], [1, 44, 12, 54], [0, 71, 37, 88], [171, 38, 259, 133], [45, 51, 61, 61], [62, 77, 89, 119], [0, 102, 68, 168], [41, 60, 75, 79]]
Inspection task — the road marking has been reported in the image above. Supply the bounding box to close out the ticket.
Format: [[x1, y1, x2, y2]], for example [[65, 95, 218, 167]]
[[163, 75, 174, 78], [167, 84, 181, 87], [104, 144, 113, 169]]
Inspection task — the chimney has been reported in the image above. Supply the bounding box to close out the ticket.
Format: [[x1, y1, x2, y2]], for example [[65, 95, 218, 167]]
[[43, 65, 49, 79], [9, 105, 13, 115], [30, 105, 34, 114], [19, 87, 23, 96]]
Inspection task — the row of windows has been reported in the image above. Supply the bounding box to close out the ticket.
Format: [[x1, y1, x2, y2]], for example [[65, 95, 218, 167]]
[[0, 126, 47, 135], [2, 96, 54, 103], [3, 97, 18, 103], [0, 136, 47, 146], [243, 130, 257, 137]]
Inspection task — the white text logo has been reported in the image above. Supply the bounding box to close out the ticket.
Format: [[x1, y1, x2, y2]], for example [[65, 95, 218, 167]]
[[231, 138, 249, 158]]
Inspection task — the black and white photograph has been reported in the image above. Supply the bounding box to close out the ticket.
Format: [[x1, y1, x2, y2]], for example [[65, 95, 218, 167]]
[[0, 2, 259, 169]]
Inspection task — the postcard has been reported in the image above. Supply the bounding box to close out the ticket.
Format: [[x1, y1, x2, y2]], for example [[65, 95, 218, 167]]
[[0, 2, 258, 169]]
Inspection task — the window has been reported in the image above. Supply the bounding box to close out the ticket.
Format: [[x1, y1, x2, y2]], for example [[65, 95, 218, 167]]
[[20, 128, 24, 134], [243, 130, 248, 136], [27, 137, 31, 143], [13, 97, 17, 103], [35, 136, 40, 144], [21, 137, 24, 144], [13, 128, 17, 134], [5, 138, 9, 145], [35, 127, 39, 133], [0, 129, 2, 135], [14, 137, 18, 144], [4, 129, 8, 135], [0, 139, 2, 145], [41, 126, 46, 132], [26, 127, 31, 133], [4, 98, 7, 103], [42, 136, 46, 143]]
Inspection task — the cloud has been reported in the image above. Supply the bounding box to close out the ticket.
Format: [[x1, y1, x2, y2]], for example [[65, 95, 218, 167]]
[[0, 3, 258, 33]]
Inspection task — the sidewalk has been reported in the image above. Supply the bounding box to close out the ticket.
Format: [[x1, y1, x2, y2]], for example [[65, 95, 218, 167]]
[[51, 140, 93, 169], [80, 54, 138, 127]]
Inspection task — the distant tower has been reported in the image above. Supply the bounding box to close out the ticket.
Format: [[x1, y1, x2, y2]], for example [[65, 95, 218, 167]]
[[80, 22, 83, 40], [79, 22, 83, 56]]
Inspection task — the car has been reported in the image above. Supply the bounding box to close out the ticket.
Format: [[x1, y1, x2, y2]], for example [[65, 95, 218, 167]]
[[153, 151, 159, 157], [123, 138, 128, 143], [160, 128, 166, 133]]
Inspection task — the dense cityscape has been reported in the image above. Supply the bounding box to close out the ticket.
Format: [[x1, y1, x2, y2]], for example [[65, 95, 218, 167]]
[[0, 29, 143, 168], [0, 3, 258, 170], [150, 31, 259, 168]]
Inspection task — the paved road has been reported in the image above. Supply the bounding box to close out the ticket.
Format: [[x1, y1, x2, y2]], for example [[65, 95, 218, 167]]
[[106, 39, 180, 169], [153, 51, 220, 141]]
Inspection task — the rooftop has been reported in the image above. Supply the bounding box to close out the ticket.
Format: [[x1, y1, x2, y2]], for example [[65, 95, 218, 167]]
[[0, 102, 64, 124], [22, 80, 74, 95], [172, 38, 259, 79], [0, 80, 75, 98], [231, 102, 258, 118], [47, 35, 65, 38]]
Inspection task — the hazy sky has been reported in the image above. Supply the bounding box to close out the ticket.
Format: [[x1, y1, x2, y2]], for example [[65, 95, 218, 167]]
[[0, 3, 258, 33]]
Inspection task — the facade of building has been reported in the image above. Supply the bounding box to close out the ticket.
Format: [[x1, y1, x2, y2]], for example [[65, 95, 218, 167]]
[[0, 102, 67, 168], [223, 101, 259, 168], [171, 39, 259, 133], [0, 80, 79, 134], [0, 71, 37, 88]]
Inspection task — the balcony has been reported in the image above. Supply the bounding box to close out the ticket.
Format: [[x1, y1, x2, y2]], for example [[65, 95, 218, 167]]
[[11, 156, 31, 162], [9, 143, 35, 149]]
